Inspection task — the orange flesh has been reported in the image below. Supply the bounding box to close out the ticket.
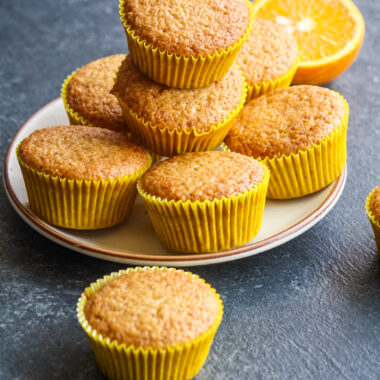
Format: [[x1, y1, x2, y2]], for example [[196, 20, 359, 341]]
[[255, 0, 358, 62]]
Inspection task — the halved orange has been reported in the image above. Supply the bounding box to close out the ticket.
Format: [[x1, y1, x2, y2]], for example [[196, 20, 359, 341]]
[[252, 0, 365, 84]]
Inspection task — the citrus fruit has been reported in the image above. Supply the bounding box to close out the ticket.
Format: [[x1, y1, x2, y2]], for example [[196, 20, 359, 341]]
[[252, 0, 365, 84]]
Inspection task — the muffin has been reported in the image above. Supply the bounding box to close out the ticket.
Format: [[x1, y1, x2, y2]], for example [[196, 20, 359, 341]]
[[366, 186, 380, 254], [62, 55, 127, 131], [112, 56, 247, 156], [236, 17, 299, 102], [224, 85, 349, 199], [137, 151, 270, 253], [17, 126, 151, 229], [77, 267, 223, 380], [119, 0, 253, 88]]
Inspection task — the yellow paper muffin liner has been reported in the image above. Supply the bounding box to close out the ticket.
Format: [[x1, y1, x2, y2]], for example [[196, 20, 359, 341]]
[[113, 75, 247, 157], [16, 146, 152, 229], [366, 188, 380, 254], [245, 59, 299, 103], [223, 93, 349, 199], [137, 165, 270, 253], [77, 267, 224, 380], [119, 0, 254, 88]]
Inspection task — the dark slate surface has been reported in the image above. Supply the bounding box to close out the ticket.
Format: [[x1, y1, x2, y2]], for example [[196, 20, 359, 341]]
[[0, 0, 379, 379]]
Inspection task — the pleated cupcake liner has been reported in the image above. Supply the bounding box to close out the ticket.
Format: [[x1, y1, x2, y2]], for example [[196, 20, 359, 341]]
[[366, 188, 380, 254], [137, 165, 269, 253], [113, 72, 247, 157], [245, 59, 299, 103], [77, 267, 224, 380], [17, 146, 152, 229], [224, 92, 349, 199], [119, 0, 254, 89]]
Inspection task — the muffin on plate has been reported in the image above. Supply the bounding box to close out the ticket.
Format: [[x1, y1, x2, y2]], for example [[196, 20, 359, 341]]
[[224, 85, 349, 199], [119, 0, 253, 88], [366, 186, 380, 254], [112, 56, 246, 156], [77, 267, 223, 380], [17, 126, 151, 229], [236, 17, 299, 102], [62, 55, 127, 131], [137, 151, 269, 253]]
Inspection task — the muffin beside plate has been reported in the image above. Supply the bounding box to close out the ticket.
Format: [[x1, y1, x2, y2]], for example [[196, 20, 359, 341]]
[[77, 267, 223, 380], [17, 126, 151, 229]]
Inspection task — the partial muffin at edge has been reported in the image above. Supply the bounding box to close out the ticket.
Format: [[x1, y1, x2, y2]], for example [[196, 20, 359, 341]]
[[236, 17, 299, 86], [225, 85, 346, 159], [112, 56, 245, 133], [141, 151, 265, 202], [18, 125, 149, 180], [84, 269, 221, 348], [65, 55, 126, 131], [123, 0, 250, 56], [370, 186, 380, 223]]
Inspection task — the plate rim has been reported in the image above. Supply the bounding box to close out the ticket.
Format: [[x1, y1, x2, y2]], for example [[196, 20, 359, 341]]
[[3, 98, 346, 265]]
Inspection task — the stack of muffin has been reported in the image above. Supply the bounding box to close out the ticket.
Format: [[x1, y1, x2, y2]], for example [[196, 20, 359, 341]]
[[14, 1, 369, 378], [17, 0, 349, 254]]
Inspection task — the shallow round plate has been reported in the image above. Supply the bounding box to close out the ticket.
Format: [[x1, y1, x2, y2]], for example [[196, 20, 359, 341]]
[[4, 98, 346, 266]]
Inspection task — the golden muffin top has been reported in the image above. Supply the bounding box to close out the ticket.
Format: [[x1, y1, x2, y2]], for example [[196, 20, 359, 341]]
[[84, 269, 221, 348], [141, 151, 265, 202], [18, 126, 149, 180], [236, 18, 299, 86], [225, 85, 346, 159], [112, 56, 245, 133], [123, 0, 250, 56], [65, 55, 126, 131], [370, 186, 380, 222]]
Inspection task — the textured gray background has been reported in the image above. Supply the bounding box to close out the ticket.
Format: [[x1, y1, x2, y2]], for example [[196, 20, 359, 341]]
[[0, 0, 379, 379]]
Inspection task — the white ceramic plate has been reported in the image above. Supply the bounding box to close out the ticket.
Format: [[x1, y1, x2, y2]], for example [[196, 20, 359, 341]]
[[4, 98, 346, 266]]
